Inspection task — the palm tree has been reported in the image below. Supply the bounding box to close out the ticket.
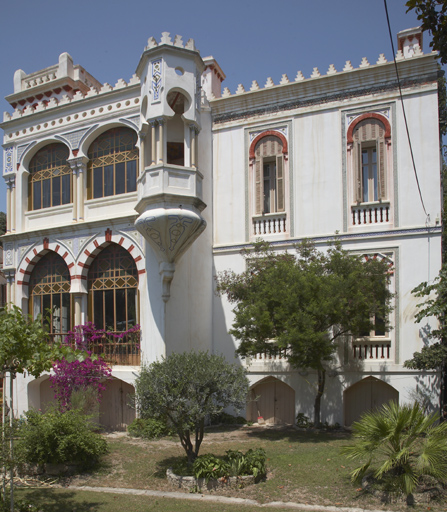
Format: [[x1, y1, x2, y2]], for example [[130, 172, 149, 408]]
[[342, 401, 447, 499]]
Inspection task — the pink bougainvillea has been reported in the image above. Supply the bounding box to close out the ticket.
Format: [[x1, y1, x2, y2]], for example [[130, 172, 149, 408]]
[[49, 323, 113, 411]]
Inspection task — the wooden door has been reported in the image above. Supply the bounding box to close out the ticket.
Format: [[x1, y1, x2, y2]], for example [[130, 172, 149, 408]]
[[248, 377, 295, 425], [344, 376, 398, 426], [99, 378, 135, 431]]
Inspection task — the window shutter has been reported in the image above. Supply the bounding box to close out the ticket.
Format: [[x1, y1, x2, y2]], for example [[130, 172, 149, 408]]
[[378, 139, 386, 199], [276, 155, 285, 212], [255, 158, 262, 215], [354, 141, 362, 202]]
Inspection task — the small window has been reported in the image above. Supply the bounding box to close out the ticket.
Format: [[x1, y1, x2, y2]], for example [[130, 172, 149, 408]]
[[360, 313, 387, 337], [28, 144, 71, 210], [87, 127, 138, 199]]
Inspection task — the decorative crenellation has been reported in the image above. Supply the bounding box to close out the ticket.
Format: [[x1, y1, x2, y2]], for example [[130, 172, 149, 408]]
[[3, 73, 141, 125], [145, 32, 198, 52], [215, 48, 431, 98]]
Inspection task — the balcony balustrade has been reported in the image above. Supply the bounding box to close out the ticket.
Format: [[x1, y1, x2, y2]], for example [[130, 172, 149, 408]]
[[253, 213, 287, 236], [351, 202, 390, 225], [352, 340, 391, 361]]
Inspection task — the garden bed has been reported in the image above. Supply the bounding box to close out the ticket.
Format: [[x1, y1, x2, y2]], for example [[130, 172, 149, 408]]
[[166, 467, 255, 491]]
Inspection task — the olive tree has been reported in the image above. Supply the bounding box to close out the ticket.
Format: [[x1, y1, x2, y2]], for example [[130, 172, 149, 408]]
[[134, 351, 249, 463]]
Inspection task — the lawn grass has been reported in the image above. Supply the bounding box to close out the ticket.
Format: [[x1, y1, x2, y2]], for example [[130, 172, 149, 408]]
[[18, 425, 447, 511], [16, 488, 320, 512]]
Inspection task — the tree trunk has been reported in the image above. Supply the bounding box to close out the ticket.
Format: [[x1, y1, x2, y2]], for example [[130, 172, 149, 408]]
[[9, 373, 14, 512], [313, 367, 326, 427]]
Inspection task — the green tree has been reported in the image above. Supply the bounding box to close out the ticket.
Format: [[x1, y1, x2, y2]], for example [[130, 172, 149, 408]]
[[216, 240, 393, 427], [406, 0, 447, 64], [0, 306, 85, 510], [404, 265, 447, 408], [342, 401, 447, 501], [0, 213, 6, 239], [134, 351, 249, 464]]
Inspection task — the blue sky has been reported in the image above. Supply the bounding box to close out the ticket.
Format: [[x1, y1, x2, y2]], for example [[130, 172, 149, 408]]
[[0, 0, 432, 214]]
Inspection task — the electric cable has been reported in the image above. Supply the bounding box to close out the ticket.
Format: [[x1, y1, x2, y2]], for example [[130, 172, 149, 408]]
[[383, 0, 429, 219]]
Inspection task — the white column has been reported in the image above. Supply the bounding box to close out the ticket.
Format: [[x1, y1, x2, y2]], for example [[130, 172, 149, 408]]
[[150, 121, 157, 166], [72, 166, 78, 222], [189, 125, 196, 169], [68, 157, 88, 222], [78, 164, 85, 221], [157, 118, 165, 164], [6, 181, 11, 233]]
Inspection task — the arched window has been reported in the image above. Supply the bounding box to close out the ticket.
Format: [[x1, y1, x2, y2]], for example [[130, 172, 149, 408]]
[[28, 143, 71, 210], [87, 127, 138, 199], [88, 244, 138, 332], [253, 135, 285, 215], [29, 252, 72, 339], [351, 117, 388, 203]]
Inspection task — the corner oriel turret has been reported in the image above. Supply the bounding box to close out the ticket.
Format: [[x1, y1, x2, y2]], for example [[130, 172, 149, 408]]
[[134, 33, 207, 301]]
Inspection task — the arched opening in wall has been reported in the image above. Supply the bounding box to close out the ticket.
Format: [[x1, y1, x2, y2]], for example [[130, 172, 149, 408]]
[[28, 143, 71, 210], [88, 243, 140, 365], [39, 376, 58, 412], [87, 127, 138, 199], [29, 252, 73, 342], [344, 376, 398, 426], [166, 91, 188, 166], [247, 377, 295, 425], [99, 377, 135, 431]]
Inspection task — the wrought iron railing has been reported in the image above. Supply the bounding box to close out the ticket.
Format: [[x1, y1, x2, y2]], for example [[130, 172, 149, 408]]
[[48, 330, 141, 366], [89, 331, 141, 366]]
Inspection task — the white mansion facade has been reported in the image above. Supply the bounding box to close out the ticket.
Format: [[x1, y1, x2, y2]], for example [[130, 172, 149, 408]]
[[1, 28, 442, 428]]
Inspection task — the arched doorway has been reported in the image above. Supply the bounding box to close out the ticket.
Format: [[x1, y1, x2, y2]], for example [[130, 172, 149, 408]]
[[247, 377, 295, 425], [344, 376, 398, 426]]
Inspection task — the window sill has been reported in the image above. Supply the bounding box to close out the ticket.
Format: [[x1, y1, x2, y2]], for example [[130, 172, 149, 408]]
[[26, 203, 72, 220], [86, 191, 138, 209]]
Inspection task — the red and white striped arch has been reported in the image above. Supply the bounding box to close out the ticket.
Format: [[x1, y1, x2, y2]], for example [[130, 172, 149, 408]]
[[75, 228, 146, 293], [17, 237, 76, 288]]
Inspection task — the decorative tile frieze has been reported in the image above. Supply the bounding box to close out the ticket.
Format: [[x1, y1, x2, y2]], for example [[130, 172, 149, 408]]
[[152, 59, 162, 102], [17, 143, 32, 164], [4, 243, 13, 266], [347, 108, 390, 126], [249, 126, 287, 142], [61, 128, 90, 149], [4, 147, 14, 174]]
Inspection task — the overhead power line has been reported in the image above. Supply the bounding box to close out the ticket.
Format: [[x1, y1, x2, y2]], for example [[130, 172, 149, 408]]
[[383, 0, 428, 218]]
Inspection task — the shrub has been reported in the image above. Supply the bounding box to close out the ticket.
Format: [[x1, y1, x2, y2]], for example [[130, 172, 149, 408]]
[[175, 448, 267, 482], [342, 401, 447, 499], [211, 411, 246, 425], [296, 413, 313, 428], [127, 417, 174, 439], [15, 408, 108, 466]]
